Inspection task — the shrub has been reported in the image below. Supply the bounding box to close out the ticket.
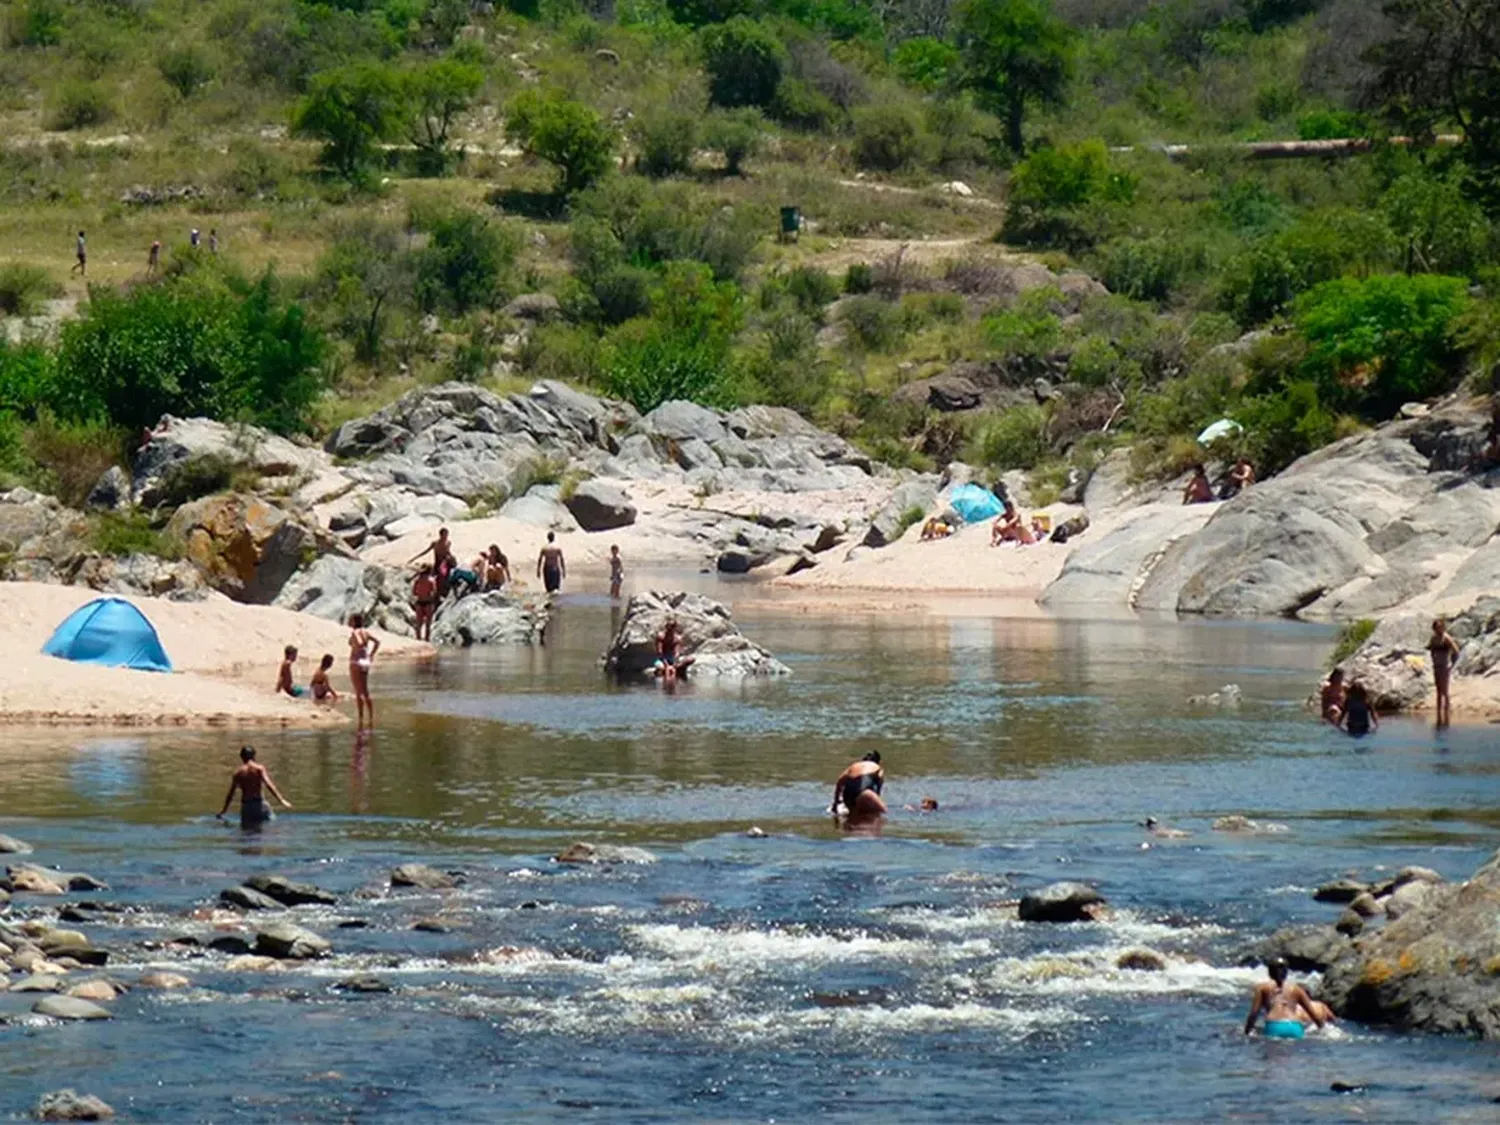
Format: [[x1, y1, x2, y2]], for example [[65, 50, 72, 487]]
[[851, 103, 929, 172], [506, 90, 617, 194], [154, 452, 237, 508], [1381, 172, 1491, 278], [599, 263, 743, 412], [158, 46, 217, 100], [520, 323, 601, 384], [15, 0, 63, 46], [770, 76, 840, 130], [839, 296, 902, 351], [405, 58, 485, 177], [844, 262, 874, 294], [1098, 236, 1193, 304], [89, 511, 179, 559], [52, 273, 326, 434], [23, 414, 124, 508], [1297, 109, 1365, 140], [1329, 618, 1377, 667], [893, 504, 927, 539], [589, 265, 656, 325], [972, 404, 1050, 469], [1291, 273, 1472, 419], [700, 18, 787, 110], [415, 211, 519, 315], [981, 296, 1062, 360], [781, 266, 840, 318], [632, 106, 699, 178], [1001, 141, 1131, 249], [0, 265, 62, 317], [702, 107, 764, 175], [48, 83, 114, 131], [570, 178, 761, 282], [893, 37, 960, 92]]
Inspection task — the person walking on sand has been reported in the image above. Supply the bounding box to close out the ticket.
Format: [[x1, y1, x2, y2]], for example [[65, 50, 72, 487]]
[[831, 752, 886, 818], [1428, 617, 1460, 725], [310, 653, 339, 704], [71, 230, 87, 276], [537, 531, 566, 594], [348, 613, 380, 727], [275, 644, 305, 698], [217, 745, 292, 829], [609, 544, 624, 600], [1244, 957, 1326, 1040]]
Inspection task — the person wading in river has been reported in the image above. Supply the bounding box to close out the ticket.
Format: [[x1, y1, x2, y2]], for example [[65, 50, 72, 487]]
[[1428, 617, 1460, 726], [1244, 957, 1326, 1040], [537, 531, 566, 594], [831, 752, 886, 819], [216, 745, 292, 829]]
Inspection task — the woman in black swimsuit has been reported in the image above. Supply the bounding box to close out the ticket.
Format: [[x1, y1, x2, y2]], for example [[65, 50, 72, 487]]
[[832, 752, 886, 817]]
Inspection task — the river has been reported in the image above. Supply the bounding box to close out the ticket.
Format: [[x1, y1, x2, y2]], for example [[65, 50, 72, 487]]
[[2, 585, 1498, 1122]]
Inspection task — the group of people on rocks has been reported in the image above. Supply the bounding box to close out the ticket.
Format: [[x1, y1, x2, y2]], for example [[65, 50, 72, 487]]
[[1321, 618, 1460, 734], [1183, 458, 1256, 504]]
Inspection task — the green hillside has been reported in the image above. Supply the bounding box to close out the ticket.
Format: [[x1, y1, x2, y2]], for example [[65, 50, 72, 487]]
[[0, 0, 1496, 509]]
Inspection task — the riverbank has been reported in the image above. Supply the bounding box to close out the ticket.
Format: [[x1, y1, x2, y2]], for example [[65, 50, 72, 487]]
[[0, 583, 429, 727]]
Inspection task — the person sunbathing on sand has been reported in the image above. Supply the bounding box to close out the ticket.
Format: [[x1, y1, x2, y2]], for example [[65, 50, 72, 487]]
[[991, 501, 1035, 547]]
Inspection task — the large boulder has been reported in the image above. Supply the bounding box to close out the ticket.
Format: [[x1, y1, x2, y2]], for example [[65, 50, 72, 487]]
[[1017, 882, 1106, 923], [132, 416, 324, 507], [254, 922, 332, 960], [1320, 846, 1500, 1036], [36, 1089, 116, 1120], [244, 873, 336, 906], [1041, 502, 1215, 609], [31, 996, 112, 1020], [273, 556, 414, 635], [563, 480, 636, 531], [862, 478, 940, 549], [430, 591, 547, 646], [167, 493, 340, 604], [602, 590, 791, 678]]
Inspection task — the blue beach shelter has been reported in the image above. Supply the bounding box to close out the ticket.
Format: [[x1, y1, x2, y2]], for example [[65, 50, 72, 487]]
[[949, 483, 1005, 524], [42, 597, 173, 673]]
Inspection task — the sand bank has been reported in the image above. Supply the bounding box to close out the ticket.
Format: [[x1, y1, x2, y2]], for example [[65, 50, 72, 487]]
[[0, 584, 429, 727]]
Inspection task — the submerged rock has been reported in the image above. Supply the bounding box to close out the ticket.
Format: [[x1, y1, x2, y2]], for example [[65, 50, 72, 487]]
[[334, 975, 392, 994], [391, 864, 460, 890], [1116, 949, 1167, 972], [32, 995, 112, 1020], [220, 886, 283, 911], [7, 867, 65, 895], [1018, 882, 1106, 923], [555, 842, 657, 865], [254, 922, 332, 960], [0, 833, 33, 854], [601, 590, 791, 679], [36, 1089, 115, 1120], [65, 979, 119, 1002], [137, 971, 191, 990], [244, 874, 337, 907]]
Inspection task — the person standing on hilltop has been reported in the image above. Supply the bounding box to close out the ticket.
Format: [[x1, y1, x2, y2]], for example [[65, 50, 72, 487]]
[[537, 531, 566, 594], [1428, 618, 1460, 726], [71, 230, 86, 276]]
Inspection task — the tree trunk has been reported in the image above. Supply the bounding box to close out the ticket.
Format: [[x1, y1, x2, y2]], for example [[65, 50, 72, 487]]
[[1006, 98, 1025, 156]]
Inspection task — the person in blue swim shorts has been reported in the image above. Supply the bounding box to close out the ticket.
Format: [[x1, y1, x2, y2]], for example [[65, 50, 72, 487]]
[[1244, 957, 1326, 1039]]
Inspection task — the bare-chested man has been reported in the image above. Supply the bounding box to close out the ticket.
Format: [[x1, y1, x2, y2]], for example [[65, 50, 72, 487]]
[[216, 745, 292, 829], [1244, 958, 1325, 1039], [537, 531, 565, 594], [409, 527, 455, 594]]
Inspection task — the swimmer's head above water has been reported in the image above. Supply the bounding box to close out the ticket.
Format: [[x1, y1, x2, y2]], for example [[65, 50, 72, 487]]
[[239, 745, 257, 763]]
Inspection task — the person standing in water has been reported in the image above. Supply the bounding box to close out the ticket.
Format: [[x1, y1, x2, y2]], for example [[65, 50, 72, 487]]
[[1244, 958, 1326, 1039], [217, 745, 292, 829], [1428, 618, 1460, 725], [609, 544, 624, 600], [831, 752, 886, 818], [537, 531, 566, 594], [348, 613, 380, 727], [1320, 668, 1345, 725], [1339, 682, 1377, 737]]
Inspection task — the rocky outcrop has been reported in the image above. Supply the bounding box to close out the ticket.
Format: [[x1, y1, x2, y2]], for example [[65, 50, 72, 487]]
[[272, 556, 413, 634], [430, 591, 546, 646], [391, 863, 460, 889], [555, 842, 657, 864], [1041, 502, 1215, 609], [36, 1089, 116, 1120], [1317, 849, 1500, 1036], [1338, 596, 1500, 712], [563, 479, 636, 530], [601, 590, 791, 678], [167, 493, 343, 604], [133, 416, 323, 508]]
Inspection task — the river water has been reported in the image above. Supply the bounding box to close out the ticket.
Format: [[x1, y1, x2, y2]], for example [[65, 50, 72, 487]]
[[2, 584, 1498, 1122]]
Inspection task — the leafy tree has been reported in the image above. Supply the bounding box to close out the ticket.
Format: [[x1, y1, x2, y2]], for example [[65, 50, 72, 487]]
[[1365, 0, 1500, 200], [1381, 170, 1491, 276], [506, 90, 617, 194], [292, 63, 404, 181], [158, 46, 217, 100], [415, 211, 519, 314], [667, 0, 753, 27], [700, 17, 788, 109], [404, 58, 483, 176], [851, 103, 929, 171], [631, 105, 700, 178], [954, 0, 1073, 154], [892, 36, 961, 92], [702, 107, 764, 174], [315, 222, 417, 362]]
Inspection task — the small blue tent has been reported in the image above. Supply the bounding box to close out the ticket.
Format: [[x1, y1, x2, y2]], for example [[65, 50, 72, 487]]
[[949, 483, 1005, 524], [42, 597, 173, 673]]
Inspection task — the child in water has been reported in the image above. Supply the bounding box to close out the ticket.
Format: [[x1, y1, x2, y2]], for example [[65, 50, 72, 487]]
[[1339, 682, 1377, 737], [275, 645, 304, 698], [310, 654, 339, 705]]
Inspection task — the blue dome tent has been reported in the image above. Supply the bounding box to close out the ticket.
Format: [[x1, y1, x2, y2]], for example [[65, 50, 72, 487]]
[[42, 597, 173, 673], [948, 483, 1005, 524]]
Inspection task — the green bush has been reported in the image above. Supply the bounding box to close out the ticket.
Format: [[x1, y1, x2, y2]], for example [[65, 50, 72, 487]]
[[153, 452, 237, 508], [700, 17, 787, 110], [632, 106, 699, 178], [0, 265, 62, 317], [15, 0, 63, 46], [600, 263, 743, 412], [1234, 380, 1339, 474], [844, 262, 874, 294], [52, 273, 326, 434], [1297, 109, 1365, 140], [1329, 618, 1377, 667], [570, 177, 760, 282], [48, 82, 114, 131], [702, 107, 765, 175], [158, 46, 217, 99], [404, 58, 485, 177], [981, 295, 1062, 360], [1001, 141, 1131, 249], [1381, 172, 1491, 278], [781, 265, 840, 318], [415, 211, 519, 315], [770, 76, 840, 130], [90, 512, 180, 560], [893, 37, 960, 92], [1098, 236, 1193, 304], [506, 89, 617, 194], [589, 264, 656, 325], [1291, 273, 1471, 418], [839, 295, 902, 351], [23, 414, 124, 508], [0, 339, 55, 415], [851, 103, 929, 172], [972, 404, 1050, 470]]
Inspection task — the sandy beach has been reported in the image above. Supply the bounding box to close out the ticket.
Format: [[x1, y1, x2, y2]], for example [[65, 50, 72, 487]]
[[0, 584, 429, 727]]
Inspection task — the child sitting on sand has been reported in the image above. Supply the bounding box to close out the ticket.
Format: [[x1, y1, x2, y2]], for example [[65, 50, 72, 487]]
[[310, 654, 338, 705], [275, 646, 305, 699], [920, 516, 952, 541]]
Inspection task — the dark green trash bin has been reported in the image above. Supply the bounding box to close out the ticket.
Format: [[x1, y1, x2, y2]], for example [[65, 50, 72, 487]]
[[779, 205, 801, 241]]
